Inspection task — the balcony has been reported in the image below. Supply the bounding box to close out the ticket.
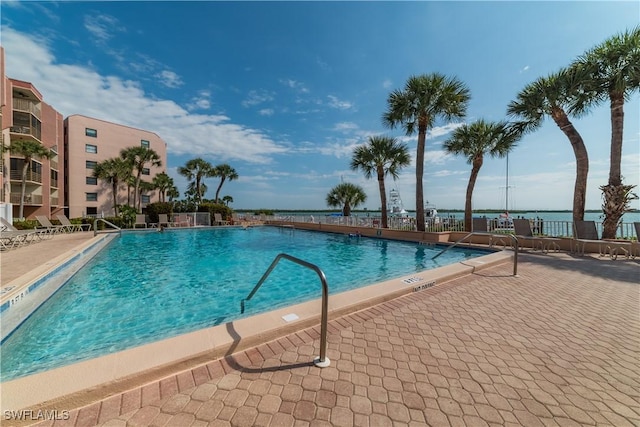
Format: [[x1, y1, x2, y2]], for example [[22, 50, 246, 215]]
[[50, 160, 58, 170], [51, 178, 58, 188], [12, 98, 42, 119], [10, 125, 42, 141], [10, 193, 43, 205], [10, 169, 43, 183], [51, 197, 59, 206]]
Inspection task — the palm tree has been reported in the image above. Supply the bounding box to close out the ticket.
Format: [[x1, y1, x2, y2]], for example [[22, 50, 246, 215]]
[[152, 172, 174, 203], [178, 158, 214, 205], [350, 136, 411, 228], [166, 186, 180, 202], [326, 182, 367, 216], [443, 120, 521, 232], [383, 73, 471, 231], [120, 146, 162, 212], [93, 157, 131, 216], [9, 140, 52, 219], [222, 195, 234, 206], [138, 180, 155, 206], [575, 26, 640, 238], [213, 164, 238, 204], [507, 67, 593, 225]]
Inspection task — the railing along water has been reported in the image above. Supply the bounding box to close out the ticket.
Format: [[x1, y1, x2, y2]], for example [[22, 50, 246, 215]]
[[240, 253, 330, 368]]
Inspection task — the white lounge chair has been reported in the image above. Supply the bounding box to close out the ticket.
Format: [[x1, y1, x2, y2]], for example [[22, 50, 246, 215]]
[[573, 220, 631, 260], [214, 213, 229, 226], [513, 219, 560, 253], [56, 214, 91, 232], [134, 214, 147, 228], [36, 215, 68, 234]]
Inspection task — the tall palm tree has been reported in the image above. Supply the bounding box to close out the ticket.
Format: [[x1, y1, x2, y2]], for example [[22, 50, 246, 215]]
[[213, 164, 238, 204], [383, 73, 470, 231], [9, 140, 52, 219], [166, 186, 180, 202], [350, 136, 411, 228], [93, 157, 131, 216], [443, 120, 521, 232], [222, 195, 234, 206], [120, 146, 162, 212], [152, 172, 174, 203], [178, 158, 214, 205], [507, 67, 593, 225], [575, 26, 640, 238], [326, 182, 367, 216]]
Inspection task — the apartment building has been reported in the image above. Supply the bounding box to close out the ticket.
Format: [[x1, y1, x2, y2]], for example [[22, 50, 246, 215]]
[[1, 47, 65, 221], [64, 115, 167, 218]]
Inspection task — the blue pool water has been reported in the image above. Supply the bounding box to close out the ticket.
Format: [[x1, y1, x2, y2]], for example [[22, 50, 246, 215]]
[[1, 227, 489, 381]]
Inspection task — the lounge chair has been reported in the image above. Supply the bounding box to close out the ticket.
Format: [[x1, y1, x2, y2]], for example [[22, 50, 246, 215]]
[[214, 213, 229, 226], [157, 214, 171, 228], [134, 214, 147, 228], [632, 222, 640, 258], [1, 217, 52, 241], [56, 214, 91, 232], [513, 219, 560, 253], [572, 220, 632, 260], [172, 214, 190, 227], [35, 215, 68, 234], [471, 217, 507, 248]]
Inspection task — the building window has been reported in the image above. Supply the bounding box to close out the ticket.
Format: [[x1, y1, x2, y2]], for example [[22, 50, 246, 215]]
[[141, 168, 150, 175], [86, 160, 97, 169], [85, 128, 97, 137], [141, 140, 150, 147], [141, 195, 151, 204], [86, 193, 98, 201], [85, 144, 98, 154], [86, 207, 97, 216], [86, 176, 98, 185]]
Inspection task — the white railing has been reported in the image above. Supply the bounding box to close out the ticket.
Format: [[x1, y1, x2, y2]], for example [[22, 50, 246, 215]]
[[271, 214, 638, 240]]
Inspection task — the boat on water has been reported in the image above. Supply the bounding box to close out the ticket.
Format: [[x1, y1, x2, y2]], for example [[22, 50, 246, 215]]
[[425, 200, 441, 225], [388, 189, 409, 217]]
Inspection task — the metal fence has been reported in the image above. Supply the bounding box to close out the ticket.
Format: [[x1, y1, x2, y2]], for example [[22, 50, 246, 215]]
[[272, 214, 638, 240]]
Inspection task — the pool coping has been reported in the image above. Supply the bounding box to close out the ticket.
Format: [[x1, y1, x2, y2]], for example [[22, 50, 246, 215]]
[[0, 246, 512, 411]]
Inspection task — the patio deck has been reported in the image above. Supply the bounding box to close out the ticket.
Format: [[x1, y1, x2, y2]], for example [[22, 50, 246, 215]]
[[1, 232, 638, 426]]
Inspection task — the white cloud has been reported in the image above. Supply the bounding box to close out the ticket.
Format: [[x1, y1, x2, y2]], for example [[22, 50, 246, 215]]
[[333, 122, 359, 132], [155, 70, 183, 88], [242, 89, 275, 107], [280, 79, 309, 93], [519, 65, 530, 73], [259, 108, 275, 116], [2, 27, 287, 164], [382, 79, 393, 89], [187, 90, 211, 111], [327, 95, 353, 110], [84, 14, 124, 43]]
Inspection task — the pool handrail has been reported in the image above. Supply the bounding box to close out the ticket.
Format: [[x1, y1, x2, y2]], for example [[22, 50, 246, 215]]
[[432, 232, 519, 276], [93, 218, 122, 236], [241, 253, 330, 368]]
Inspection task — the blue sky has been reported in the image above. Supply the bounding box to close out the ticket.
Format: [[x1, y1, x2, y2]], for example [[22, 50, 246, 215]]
[[2, 1, 639, 211]]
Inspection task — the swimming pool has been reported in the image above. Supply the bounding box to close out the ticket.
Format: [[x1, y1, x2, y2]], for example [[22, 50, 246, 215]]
[[1, 227, 490, 381]]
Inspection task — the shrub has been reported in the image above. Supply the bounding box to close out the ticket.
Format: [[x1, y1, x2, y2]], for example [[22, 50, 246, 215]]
[[145, 202, 173, 224], [199, 203, 232, 225]]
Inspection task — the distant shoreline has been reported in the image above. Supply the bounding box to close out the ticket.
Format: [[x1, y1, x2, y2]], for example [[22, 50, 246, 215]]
[[236, 209, 638, 214]]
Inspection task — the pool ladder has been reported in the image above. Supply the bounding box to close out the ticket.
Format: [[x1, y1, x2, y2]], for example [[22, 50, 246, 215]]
[[431, 232, 519, 276], [241, 253, 330, 368], [93, 218, 122, 236]]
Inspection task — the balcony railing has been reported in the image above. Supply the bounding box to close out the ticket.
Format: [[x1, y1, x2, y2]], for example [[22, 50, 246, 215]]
[[12, 98, 42, 118], [50, 160, 58, 170], [10, 125, 42, 140], [51, 178, 58, 188], [10, 170, 43, 183], [51, 197, 59, 206], [9, 193, 43, 205]]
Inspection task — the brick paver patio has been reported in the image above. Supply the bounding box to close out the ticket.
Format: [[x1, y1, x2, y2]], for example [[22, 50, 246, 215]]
[[23, 252, 640, 426]]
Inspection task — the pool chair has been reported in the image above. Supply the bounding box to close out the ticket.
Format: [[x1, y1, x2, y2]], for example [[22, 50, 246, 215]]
[[172, 214, 190, 227], [214, 213, 229, 226], [158, 214, 171, 228], [134, 214, 148, 228], [0, 217, 53, 241], [35, 215, 69, 234], [56, 214, 91, 232], [471, 217, 507, 248], [572, 220, 632, 260], [632, 222, 640, 258], [512, 219, 560, 253]]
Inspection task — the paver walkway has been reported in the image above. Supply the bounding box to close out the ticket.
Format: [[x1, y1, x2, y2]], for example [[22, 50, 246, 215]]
[[24, 252, 639, 427]]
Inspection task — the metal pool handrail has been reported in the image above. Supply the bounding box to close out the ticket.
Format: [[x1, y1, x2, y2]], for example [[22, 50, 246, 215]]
[[93, 218, 122, 236], [240, 253, 330, 368], [432, 232, 519, 276]]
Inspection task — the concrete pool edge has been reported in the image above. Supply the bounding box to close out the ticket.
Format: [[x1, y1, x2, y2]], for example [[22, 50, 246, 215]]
[[0, 249, 512, 412]]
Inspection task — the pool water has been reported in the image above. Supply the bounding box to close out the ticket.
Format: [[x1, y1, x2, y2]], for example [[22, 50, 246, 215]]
[[1, 227, 488, 381]]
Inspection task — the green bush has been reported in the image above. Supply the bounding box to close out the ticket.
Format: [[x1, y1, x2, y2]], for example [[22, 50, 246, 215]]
[[253, 209, 274, 216], [199, 203, 232, 225], [145, 202, 173, 224]]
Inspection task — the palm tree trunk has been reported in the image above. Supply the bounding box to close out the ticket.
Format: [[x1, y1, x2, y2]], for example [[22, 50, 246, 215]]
[[415, 124, 427, 232], [215, 178, 226, 204], [465, 157, 483, 232], [551, 108, 588, 224], [343, 202, 351, 217], [377, 167, 388, 228], [19, 160, 29, 219], [602, 94, 625, 239], [112, 181, 119, 216]]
